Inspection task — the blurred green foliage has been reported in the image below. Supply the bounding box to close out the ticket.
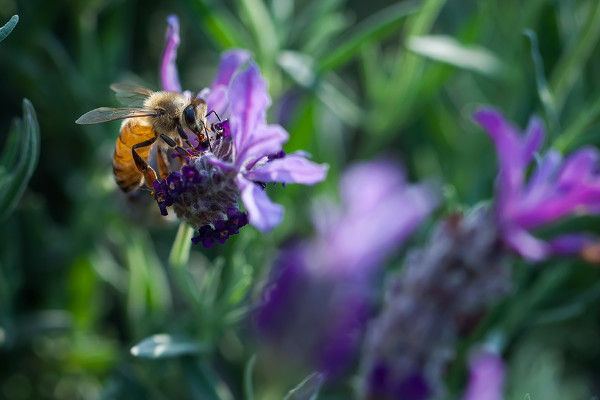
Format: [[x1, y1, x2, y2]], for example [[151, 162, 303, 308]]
[[1, 0, 600, 399]]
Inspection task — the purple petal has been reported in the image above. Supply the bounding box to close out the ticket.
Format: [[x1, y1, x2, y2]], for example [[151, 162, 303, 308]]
[[522, 116, 545, 164], [205, 154, 236, 172], [548, 233, 596, 255], [237, 176, 283, 232], [503, 227, 550, 261], [557, 147, 600, 187], [519, 150, 562, 209], [211, 49, 252, 89], [324, 161, 438, 274], [229, 62, 271, 156], [236, 125, 289, 169], [245, 154, 328, 184], [161, 15, 182, 92], [205, 85, 229, 119], [339, 160, 407, 214], [462, 350, 505, 400]]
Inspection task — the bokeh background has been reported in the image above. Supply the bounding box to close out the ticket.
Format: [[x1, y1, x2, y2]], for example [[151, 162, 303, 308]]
[[1, 0, 600, 398]]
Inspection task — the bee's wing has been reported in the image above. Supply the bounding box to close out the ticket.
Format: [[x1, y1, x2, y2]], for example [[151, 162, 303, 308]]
[[75, 107, 159, 125], [110, 83, 154, 107]]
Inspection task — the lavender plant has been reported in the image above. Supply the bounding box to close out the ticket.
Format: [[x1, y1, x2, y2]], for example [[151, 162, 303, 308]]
[[3, 1, 600, 400]]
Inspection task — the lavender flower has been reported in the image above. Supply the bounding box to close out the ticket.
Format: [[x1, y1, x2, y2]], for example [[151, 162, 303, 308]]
[[154, 16, 328, 245], [358, 208, 511, 400], [256, 160, 437, 378], [462, 350, 505, 400], [474, 107, 600, 261]]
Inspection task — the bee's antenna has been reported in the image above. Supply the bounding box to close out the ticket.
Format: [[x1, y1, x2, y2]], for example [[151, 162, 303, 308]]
[[205, 109, 222, 122]]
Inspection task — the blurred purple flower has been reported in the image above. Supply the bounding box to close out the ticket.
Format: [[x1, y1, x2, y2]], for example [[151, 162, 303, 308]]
[[256, 160, 437, 378], [474, 107, 600, 261], [154, 16, 328, 244], [358, 208, 511, 400], [462, 350, 505, 400]]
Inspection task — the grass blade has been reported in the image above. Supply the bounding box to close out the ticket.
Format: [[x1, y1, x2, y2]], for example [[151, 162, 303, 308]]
[[182, 0, 249, 49], [318, 1, 420, 72], [550, 1, 600, 113], [524, 29, 559, 136], [406, 35, 504, 78]]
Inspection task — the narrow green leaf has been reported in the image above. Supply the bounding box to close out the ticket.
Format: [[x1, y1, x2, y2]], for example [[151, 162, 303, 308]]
[[0, 15, 18, 43], [0, 119, 22, 170], [524, 29, 559, 135], [185, 1, 248, 49], [373, 0, 446, 136], [182, 359, 234, 400], [283, 372, 324, 400], [406, 35, 504, 77], [130, 334, 209, 359], [239, 0, 279, 59], [0, 99, 41, 221], [318, 1, 420, 72], [553, 90, 600, 152], [244, 355, 257, 400], [169, 222, 195, 269], [550, 1, 600, 113]]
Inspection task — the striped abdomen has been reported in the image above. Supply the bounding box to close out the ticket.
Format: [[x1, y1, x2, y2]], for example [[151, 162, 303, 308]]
[[113, 119, 156, 192]]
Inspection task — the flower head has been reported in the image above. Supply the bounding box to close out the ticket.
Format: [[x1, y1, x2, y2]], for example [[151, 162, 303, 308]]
[[474, 107, 600, 261], [358, 208, 511, 400], [256, 160, 437, 378], [154, 16, 328, 245]]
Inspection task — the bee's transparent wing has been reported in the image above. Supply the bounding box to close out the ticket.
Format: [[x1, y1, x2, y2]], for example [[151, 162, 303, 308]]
[[110, 83, 154, 108], [75, 107, 159, 124]]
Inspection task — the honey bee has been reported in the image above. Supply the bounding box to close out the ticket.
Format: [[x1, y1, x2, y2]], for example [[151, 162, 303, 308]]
[[76, 84, 216, 192]]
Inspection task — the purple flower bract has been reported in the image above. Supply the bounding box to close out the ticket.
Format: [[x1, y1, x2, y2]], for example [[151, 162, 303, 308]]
[[474, 107, 600, 261]]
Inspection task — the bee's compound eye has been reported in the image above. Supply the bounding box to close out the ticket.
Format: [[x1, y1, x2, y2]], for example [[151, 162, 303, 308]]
[[183, 104, 196, 128]]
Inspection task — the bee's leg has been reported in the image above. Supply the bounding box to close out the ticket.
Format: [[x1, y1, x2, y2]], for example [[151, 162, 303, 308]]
[[132, 137, 158, 189], [157, 147, 170, 180], [176, 124, 195, 150], [160, 134, 190, 156]]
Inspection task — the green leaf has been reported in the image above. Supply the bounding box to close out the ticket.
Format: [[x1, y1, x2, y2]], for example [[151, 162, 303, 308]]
[[318, 1, 420, 72], [524, 29, 559, 135], [0, 15, 18, 43], [169, 222, 195, 269], [283, 372, 324, 400], [130, 334, 209, 359], [0, 99, 41, 221], [406, 35, 504, 77]]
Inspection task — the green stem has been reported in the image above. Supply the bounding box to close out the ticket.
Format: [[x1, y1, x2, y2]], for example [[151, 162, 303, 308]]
[[169, 222, 194, 269]]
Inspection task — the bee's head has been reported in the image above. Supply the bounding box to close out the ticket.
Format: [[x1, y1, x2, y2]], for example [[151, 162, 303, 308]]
[[182, 99, 207, 136]]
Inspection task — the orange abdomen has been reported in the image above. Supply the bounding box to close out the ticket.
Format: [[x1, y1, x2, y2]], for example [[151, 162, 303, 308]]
[[113, 119, 156, 192]]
